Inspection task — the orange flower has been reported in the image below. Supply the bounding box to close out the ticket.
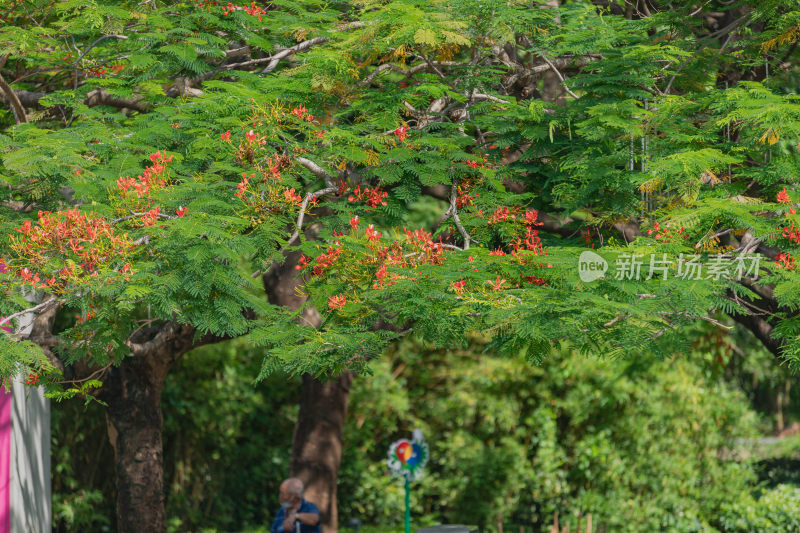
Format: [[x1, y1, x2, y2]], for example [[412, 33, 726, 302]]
[[327, 294, 347, 311], [284, 188, 303, 206], [487, 276, 508, 291], [451, 278, 466, 294]]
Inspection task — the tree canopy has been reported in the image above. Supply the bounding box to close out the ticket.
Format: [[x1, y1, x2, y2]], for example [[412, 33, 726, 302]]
[[2, 0, 800, 382]]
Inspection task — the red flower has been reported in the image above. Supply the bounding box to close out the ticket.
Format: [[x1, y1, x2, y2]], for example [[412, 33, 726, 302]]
[[245, 129, 257, 142], [523, 226, 544, 255], [349, 215, 360, 229], [489, 248, 506, 256], [295, 254, 311, 271], [776, 253, 796, 270], [17, 220, 32, 234], [488, 207, 512, 224], [244, 1, 266, 20], [348, 185, 388, 208], [393, 124, 409, 142], [778, 187, 791, 204], [451, 278, 466, 295], [582, 228, 594, 247], [291, 105, 314, 122], [365, 225, 381, 242], [236, 177, 249, 198], [524, 209, 543, 226], [221, 130, 231, 142], [487, 276, 508, 291], [327, 294, 347, 311], [142, 207, 160, 226], [782, 222, 800, 244], [645, 221, 687, 243], [150, 150, 173, 164], [176, 206, 188, 218], [313, 246, 342, 276], [375, 263, 387, 280]]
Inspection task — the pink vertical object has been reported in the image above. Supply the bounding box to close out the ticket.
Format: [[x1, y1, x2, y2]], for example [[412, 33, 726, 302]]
[[0, 384, 10, 533]]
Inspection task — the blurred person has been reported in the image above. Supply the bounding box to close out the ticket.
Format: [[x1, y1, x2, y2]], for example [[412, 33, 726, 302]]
[[270, 477, 321, 533]]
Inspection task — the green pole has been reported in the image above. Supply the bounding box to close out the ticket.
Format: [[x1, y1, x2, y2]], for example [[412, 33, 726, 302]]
[[404, 474, 411, 533]]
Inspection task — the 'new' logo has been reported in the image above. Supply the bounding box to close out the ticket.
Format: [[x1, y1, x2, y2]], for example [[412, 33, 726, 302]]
[[578, 251, 608, 282]]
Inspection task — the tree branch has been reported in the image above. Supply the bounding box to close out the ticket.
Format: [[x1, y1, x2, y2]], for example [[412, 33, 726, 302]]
[[111, 211, 176, 224], [0, 67, 27, 124], [730, 312, 783, 357], [0, 298, 61, 329], [287, 187, 338, 246], [539, 53, 580, 99], [85, 88, 150, 113], [261, 36, 329, 74], [72, 34, 129, 66], [296, 156, 335, 188], [449, 184, 477, 249]]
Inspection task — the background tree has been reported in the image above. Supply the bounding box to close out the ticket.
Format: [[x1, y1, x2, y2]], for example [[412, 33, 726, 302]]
[[2, 1, 800, 531]]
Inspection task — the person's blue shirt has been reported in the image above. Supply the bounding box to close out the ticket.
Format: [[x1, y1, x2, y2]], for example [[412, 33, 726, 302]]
[[270, 499, 321, 533]]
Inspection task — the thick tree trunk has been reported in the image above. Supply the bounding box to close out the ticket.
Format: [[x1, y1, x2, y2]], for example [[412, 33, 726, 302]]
[[290, 372, 354, 533], [97, 322, 203, 533], [102, 356, 169, 533], [264, 247, 353, 533]]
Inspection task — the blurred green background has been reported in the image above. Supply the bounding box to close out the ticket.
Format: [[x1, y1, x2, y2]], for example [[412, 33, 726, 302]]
[[51, 324, 800, 532]]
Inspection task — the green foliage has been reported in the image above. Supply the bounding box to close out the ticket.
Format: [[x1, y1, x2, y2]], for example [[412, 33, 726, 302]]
[[718, 485, 800, 533], [337, 336, 760, 532], [161, 340, 301, 531], [51, 400, 114, 532]]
